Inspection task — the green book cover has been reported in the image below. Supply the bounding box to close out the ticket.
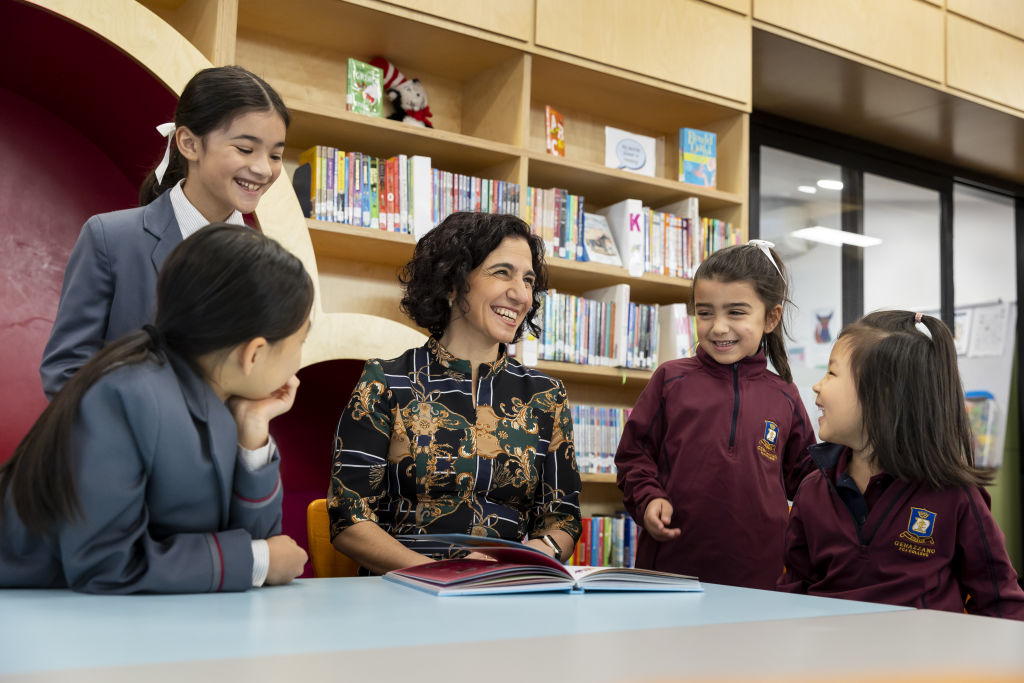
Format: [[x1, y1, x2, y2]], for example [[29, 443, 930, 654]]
[[346, 58, 383, 117]]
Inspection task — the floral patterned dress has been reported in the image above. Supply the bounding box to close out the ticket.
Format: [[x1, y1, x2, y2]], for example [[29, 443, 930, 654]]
[[328, 338, 582, 562]]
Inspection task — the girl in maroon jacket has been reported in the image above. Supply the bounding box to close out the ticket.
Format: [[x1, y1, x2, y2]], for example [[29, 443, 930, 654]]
[[779, 310, 1024, 619], [615, 242, 816, 589]]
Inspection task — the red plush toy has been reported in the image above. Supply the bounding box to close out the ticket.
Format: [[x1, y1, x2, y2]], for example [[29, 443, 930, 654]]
[[369, 57, 433, 128]]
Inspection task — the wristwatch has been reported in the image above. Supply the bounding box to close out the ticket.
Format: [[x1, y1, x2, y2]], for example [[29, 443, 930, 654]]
[[539, 534, 563, 560]]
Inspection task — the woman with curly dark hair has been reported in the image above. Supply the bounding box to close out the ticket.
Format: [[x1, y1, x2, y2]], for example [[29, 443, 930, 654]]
[[327, 212, 582, 574]]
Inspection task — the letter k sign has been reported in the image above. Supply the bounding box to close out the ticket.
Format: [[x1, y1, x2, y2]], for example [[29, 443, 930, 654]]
[[629, 213, 640, 232]]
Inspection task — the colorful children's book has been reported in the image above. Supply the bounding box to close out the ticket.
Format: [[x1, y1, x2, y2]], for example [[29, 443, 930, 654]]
[[679, 127, 716, 187], [346, 58, 383, 117], [545, 105, 565, 157], [385, 534, 701, 596], [581, 212, 622, 266]]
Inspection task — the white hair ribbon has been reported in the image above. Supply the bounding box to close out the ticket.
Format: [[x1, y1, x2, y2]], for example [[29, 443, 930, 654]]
[[747, 239, 785, 282], [914, 312, 933, 339], [154, 122, 176, 184]]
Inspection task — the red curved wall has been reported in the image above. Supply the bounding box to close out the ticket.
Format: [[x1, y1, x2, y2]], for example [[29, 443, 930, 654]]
[[0, 3, 176, 460]]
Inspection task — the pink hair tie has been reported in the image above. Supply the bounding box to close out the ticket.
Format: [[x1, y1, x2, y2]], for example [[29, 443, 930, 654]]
[[914, 312, 923, 323]]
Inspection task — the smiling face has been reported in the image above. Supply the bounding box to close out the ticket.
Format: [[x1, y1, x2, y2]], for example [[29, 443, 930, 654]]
[[443, 236, 536, 357], [178, 109, 287, 221], [812, 338, 866, 450], [693, 277, 781, 365]]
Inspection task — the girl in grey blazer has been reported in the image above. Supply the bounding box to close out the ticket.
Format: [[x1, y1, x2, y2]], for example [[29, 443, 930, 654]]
[[40, 65, 290, 398], [2, 224, 312, 593]]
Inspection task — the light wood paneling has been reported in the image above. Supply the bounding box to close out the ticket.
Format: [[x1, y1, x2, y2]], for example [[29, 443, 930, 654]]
[[140, 0, 237, 65], [379, 0, 533, 42], [947, 14, 1024, 112], [948, 0, 1024, 41], [535, 0, 751, 105], [703, 0, 750, 14], [753, 0, 944, 82]]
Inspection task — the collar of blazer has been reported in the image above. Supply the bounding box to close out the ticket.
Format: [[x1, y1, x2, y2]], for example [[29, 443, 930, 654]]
[[166, 349, 239, 524], [144, 190, 184, 273]]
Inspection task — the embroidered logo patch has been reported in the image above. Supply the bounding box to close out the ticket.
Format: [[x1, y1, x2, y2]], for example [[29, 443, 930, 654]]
[[757, 420, 779, 461], [895, 507, 938, 558]]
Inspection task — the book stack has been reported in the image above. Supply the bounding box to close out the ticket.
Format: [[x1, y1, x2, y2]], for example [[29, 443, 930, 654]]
[[296, 146, 524, 240], [567, 514, 640, 568], [699, 215, 741, 259], [658, 303, 697, 363], [296, 146, 433, 237], [430, 169, 520, 225], [571, 404, 630, 475], [534, 287, 658, 370], [599, 197, 740, 279], [523, 186, 586, 261]]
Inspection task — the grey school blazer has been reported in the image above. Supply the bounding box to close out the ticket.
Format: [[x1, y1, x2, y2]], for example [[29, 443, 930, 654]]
[[1, 350, 282, 593], [40, 190, 182, 398]]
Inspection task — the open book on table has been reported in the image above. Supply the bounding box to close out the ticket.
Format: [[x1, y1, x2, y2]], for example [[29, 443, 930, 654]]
[[384, 533, 702, 596]]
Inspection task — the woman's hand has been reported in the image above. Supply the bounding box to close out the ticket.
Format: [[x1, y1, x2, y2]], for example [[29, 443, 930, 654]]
[[265, 534, 308, 585], [229, 376, 300, 450], [643, 498, 681, 542], [523, 538, 558, 559]]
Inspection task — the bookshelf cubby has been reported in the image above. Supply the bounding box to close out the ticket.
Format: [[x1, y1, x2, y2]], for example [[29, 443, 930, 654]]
[[141, 0, 750, 517]]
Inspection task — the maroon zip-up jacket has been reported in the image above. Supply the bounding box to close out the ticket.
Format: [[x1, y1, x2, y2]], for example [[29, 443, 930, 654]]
[[615, 347, 815, 589], [778, 442, 1024, 620]]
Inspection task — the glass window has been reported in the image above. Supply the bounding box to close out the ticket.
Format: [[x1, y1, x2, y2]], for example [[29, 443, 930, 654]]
[[862, 174, 941, 313], [759, 147, 844, 434]]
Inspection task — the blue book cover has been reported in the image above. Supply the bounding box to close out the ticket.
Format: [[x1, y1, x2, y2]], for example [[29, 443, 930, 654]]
[[680, 127, 717, 188]]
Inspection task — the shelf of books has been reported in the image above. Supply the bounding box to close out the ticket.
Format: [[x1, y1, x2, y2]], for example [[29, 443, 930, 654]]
[[225, 0, 747, 518]]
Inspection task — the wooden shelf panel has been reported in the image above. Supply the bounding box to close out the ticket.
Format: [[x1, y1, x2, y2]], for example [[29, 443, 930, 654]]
[[308, 221, 414, 266], [287, 107, 523, 178], [533, 360, 652, 390], [547, 259, 691, 305], [307, 221, 692, 304], [532, 54, 741, 135], [238, 0, 521, 79], [580, 473, 617, 485], [526, 151, 743, 213]]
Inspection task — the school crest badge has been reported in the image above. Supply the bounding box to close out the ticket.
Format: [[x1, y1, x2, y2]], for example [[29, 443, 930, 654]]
[[895, 507, 938, 558], [756, 419, 779, 461]]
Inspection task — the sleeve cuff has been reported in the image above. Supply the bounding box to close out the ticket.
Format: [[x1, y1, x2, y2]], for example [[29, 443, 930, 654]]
[[239, 436, 275, 472], [251, 539, 270, 587]]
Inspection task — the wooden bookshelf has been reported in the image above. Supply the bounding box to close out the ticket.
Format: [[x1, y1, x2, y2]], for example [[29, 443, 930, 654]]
[[146, 0, 751, 516]]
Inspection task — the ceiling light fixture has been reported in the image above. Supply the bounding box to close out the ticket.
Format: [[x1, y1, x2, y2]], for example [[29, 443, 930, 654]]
[[816, 179, 844, 191], [797, 185, 817, 194], [791, 226, 882, 248]]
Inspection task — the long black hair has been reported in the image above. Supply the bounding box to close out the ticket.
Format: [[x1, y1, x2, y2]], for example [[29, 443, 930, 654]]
[[839, 310, 991, 488], [399, 212, 548, 342], [0, 224, 314, 534], [692, 242, 794, 382], [139, 65, 290, 205]]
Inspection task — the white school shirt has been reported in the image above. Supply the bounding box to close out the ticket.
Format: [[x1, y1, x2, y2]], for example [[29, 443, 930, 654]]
[[170, 180, 269, 585], [168, 179, 245, 240]]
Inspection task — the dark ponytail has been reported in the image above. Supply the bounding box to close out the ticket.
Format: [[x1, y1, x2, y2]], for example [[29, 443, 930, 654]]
[[0, 224, 314, 534], [692, 242, 794, 382], [139, 65, 291, 205]]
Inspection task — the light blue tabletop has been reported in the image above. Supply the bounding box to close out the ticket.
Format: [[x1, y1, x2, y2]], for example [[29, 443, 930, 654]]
[[0, 577, 906, 675]]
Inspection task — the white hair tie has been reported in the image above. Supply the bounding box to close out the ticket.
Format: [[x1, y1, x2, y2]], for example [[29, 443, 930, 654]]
[[747, 239, 785, 282], [154, 122, 176, 184], [914, 312, 932, 339]]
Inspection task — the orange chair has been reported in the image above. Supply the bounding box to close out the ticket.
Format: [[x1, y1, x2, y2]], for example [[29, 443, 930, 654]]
[[306, 498, 361, 577]]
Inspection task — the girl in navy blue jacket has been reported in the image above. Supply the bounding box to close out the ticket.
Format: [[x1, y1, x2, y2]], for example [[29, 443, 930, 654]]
[[779, 311, 1024, 619], [40, 65, 290, 398], [1, 224, 312, 593], [615, 242, 815, 589]]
